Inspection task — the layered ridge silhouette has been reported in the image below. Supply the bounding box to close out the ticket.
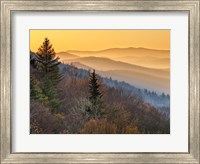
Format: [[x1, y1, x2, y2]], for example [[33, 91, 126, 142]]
[[56, 47, 170, 94]]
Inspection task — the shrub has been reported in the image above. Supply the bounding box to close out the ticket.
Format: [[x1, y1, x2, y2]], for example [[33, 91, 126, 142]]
[[80, 119, 117, 134]]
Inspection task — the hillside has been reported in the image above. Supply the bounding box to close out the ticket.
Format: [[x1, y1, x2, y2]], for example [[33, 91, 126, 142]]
[[58, 63, 170, 108]]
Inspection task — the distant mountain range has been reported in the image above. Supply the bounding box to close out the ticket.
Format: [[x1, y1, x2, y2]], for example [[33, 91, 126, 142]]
[[56, 47, 170, 94], [59, 47, 170, 69]]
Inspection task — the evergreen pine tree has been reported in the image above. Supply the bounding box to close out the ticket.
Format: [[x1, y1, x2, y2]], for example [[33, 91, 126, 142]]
[[88, 70, 104, 119], [34, 37, 63, 113], [89, 70, 103, 101], [35, 37, 63, 85]]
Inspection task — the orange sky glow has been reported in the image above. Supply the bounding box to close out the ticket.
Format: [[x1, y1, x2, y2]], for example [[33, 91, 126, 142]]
[[30, 30, 170, 52]]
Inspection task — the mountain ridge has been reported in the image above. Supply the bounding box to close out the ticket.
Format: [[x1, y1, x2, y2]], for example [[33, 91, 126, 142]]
[[56, 47, 170, 69], [62, 56, 170, 94], [64, 47, 170, 53]]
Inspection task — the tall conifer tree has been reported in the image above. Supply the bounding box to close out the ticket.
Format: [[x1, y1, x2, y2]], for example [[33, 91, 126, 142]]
[[88, 70, 104, 119], [89, 70, 103, 101], [36, 37, 63, 85], [35, 37, 63, 113]]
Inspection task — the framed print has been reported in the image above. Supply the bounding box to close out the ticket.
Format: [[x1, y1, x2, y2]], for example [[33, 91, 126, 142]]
[[0, 0, 199, 163]]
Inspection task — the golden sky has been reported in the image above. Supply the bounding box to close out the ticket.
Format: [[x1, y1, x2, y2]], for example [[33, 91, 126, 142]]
[[30, 30, 170, 52]]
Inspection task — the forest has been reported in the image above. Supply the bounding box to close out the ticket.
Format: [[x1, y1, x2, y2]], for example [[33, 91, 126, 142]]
[[30, 38, 170, 134]]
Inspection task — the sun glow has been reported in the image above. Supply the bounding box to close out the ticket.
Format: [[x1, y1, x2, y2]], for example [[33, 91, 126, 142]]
[[30, 30, 170, 52]]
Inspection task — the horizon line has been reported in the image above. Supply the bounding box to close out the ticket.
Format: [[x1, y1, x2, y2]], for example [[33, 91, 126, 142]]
[[59, 47, 170, 53]]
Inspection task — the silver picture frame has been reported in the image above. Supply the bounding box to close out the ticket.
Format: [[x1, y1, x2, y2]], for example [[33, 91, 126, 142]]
[[0, 0, 199, 163]]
